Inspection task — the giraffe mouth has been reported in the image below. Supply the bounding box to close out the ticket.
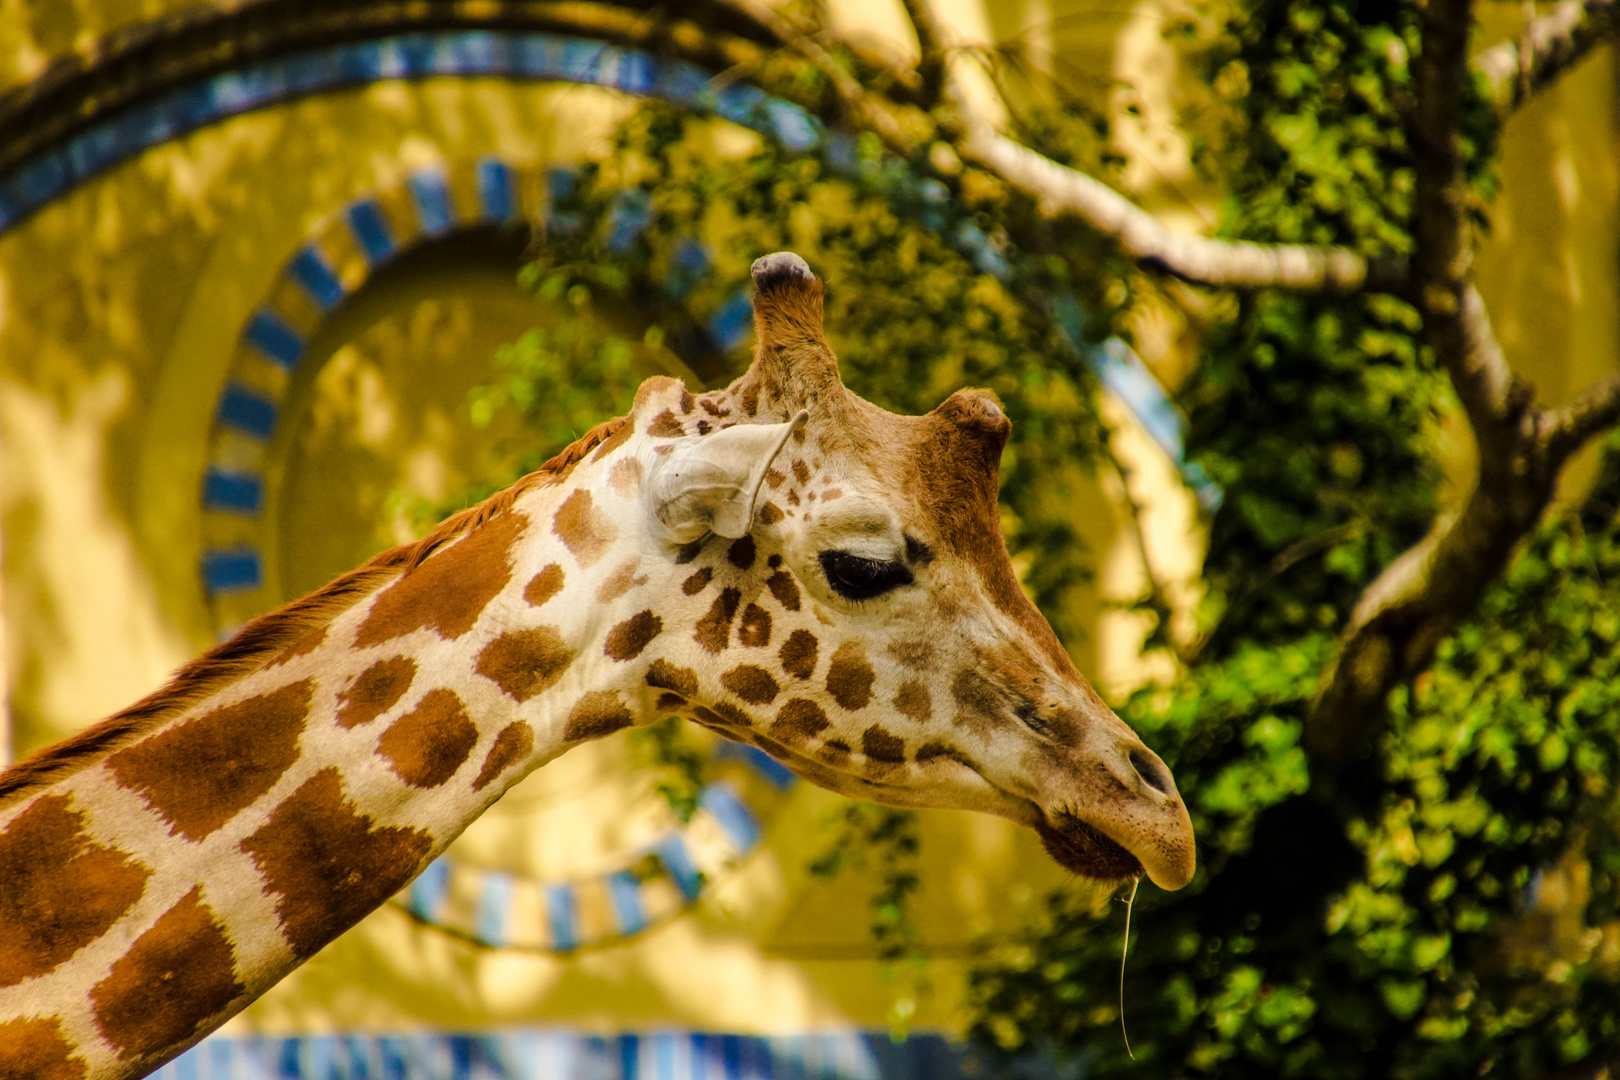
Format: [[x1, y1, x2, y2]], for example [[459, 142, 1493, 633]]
[[1035, 812, 1144, 882]]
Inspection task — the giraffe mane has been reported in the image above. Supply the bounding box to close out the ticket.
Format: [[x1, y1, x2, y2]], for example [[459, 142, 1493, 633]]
[[0, 415, 632, 807]]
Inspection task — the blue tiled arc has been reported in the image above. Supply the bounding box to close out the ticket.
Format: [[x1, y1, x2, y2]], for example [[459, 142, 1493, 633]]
[[0, 31, 824, 235], [203, 469, 262, 513], [244, 307, 304, 369], [154, 1029, 977, 1080], [202, 548, 261, 592], [288, 245, 344, 310]]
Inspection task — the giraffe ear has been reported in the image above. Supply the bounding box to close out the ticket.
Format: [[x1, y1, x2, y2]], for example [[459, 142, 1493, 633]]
[[649, 411, 808, 543]]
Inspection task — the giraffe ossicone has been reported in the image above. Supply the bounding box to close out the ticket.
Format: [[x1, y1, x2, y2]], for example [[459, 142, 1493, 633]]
[[0, 251, 1194, 1080]]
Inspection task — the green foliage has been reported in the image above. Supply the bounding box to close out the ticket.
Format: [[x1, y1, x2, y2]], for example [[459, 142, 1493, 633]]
[[965, 3, 1620, 1077], [628, 716, 709, 824]]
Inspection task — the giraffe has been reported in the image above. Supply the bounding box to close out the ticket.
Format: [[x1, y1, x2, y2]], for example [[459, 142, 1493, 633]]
[[0, 252, 1194, 1080]]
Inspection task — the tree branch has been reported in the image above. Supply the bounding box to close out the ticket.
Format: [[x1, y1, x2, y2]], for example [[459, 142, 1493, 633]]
[[1306, 0, 1620, 761], [959, 121, 1407, 292], [1474, 0, 1620, 114], [896, 0, 949, 107]]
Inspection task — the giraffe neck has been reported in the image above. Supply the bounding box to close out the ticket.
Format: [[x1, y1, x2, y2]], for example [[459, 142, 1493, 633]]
[[0, 441, 669, 1080]]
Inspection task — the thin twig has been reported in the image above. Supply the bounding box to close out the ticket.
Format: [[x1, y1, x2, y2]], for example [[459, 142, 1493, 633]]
[[1474, 0, 1620, 113]]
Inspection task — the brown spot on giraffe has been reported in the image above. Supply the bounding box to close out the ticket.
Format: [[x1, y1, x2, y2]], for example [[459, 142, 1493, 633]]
[[107, 679, 312, 841], [722, 665, 780, 705], [862, 726, 906, 764], [697, 419, 712, 435], [740, 381, 761, 416], [589, 415, 636, 461], [646, 659, 699, 698], [764, 468, 785, 489], [0, 795, 150, 988], [265, 625, 325, 668], [608, 457, 645, 496], [825, 642, 875, 711], [713, 701, 753, 727], [951, 668, 1002, 737], [914, 740, 973, 766], [473, 722, 534, 791], [656, 692, 687, 711], [738, 604, 772, 647], [700, 397, 725, 416], [524, 563, 566, 607], [377, 689, 478, 788], [820, 739, 852, 763], [779, 629, 818, 680], [682, 567, 713, 595], [336, 657, 416, 729], [564, 691, 633, 741], [675, 537, 707, 564], [355, 511, 526, 646], [647, 409, 685, 437], [89, 887, 245, 1062], [757, 502, 784, 525], [605, 611, 663, 661], [893, 680, 932, 723], [596, 557, 648, 603], [888, 638, 934, 670], [822, 487, 843, 501], [476, 626, 573, 702], [552, 489, 618, 567], [765, 570, 801, 611], [791, 459, 810, 484], [241, 768, 431, 959], [771, 698, 829, 742], [0, 1017, 87, 1080], [728, 535, 756, 570], [786, 489, 801, 507], [694, 587, 741, 653]]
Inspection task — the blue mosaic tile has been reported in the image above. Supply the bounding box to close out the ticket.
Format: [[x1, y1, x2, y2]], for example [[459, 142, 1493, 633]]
[[327, 42, 366, 83], [653, 835, 702, 901], [706, 289, 754, 353], [514, 32, 567, 78], [477, 159, 515, 223], [216, 384, 278, 439], [409, 858, 451, 922], [408, 169, 453, 236], [654, 60, 711, 106], [605, 189, 650, 254], [607, 870, 647, 936], [346, 198, 396, 264], [700, 784, 759, 852], [560, 38, 608, 82], [545, 884, 578, 952], [283, 51, 342, 95], [663, 237, 710, 300], [288, 245, 345, 311], [201, 547, 262, 593], [203, 469, 262, 514], [475, 872, 512, 947], [714, 82, 767, 126], [617, 51, 657, 96], [766, 99, 821, 152], [13, 152, 69, 205], [244, 307, 305, 369]]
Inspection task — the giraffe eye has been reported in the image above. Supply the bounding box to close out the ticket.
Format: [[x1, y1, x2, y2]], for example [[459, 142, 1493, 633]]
[[819, 551, 914, 600]]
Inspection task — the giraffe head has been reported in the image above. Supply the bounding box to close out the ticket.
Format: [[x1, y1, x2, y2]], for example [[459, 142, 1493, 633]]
[[613, 253, 1194, 890]]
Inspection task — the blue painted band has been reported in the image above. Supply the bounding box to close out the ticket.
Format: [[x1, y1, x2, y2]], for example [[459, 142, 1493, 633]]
[[287, 245, 345, 311], [202, 469, 263, 514], [475, 872, 513, 947], [545, 884, 578, 952], [606, 870, 647, 936], [346, 198, 396, 264], [244, 307, 305, 369], [653, 835, 702, 901], [409, 858, 451, 922], [202, 547, 262, 593], [408, 169, 453, 236], [155, 1029, 976, 1080], [216, 384, 277, 439], [699, 783, 760, 852], [477, 158, 515, 222]]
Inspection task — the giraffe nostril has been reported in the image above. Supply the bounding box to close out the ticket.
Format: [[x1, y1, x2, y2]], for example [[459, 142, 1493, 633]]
[[1129, 748, 1172, 795]]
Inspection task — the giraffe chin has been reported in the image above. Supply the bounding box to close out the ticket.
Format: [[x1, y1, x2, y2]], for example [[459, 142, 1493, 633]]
[[1035, 814, 1144, 883]]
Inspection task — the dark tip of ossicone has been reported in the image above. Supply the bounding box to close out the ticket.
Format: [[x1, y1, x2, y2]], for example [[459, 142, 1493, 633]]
[[751, 252, 817, 295]]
